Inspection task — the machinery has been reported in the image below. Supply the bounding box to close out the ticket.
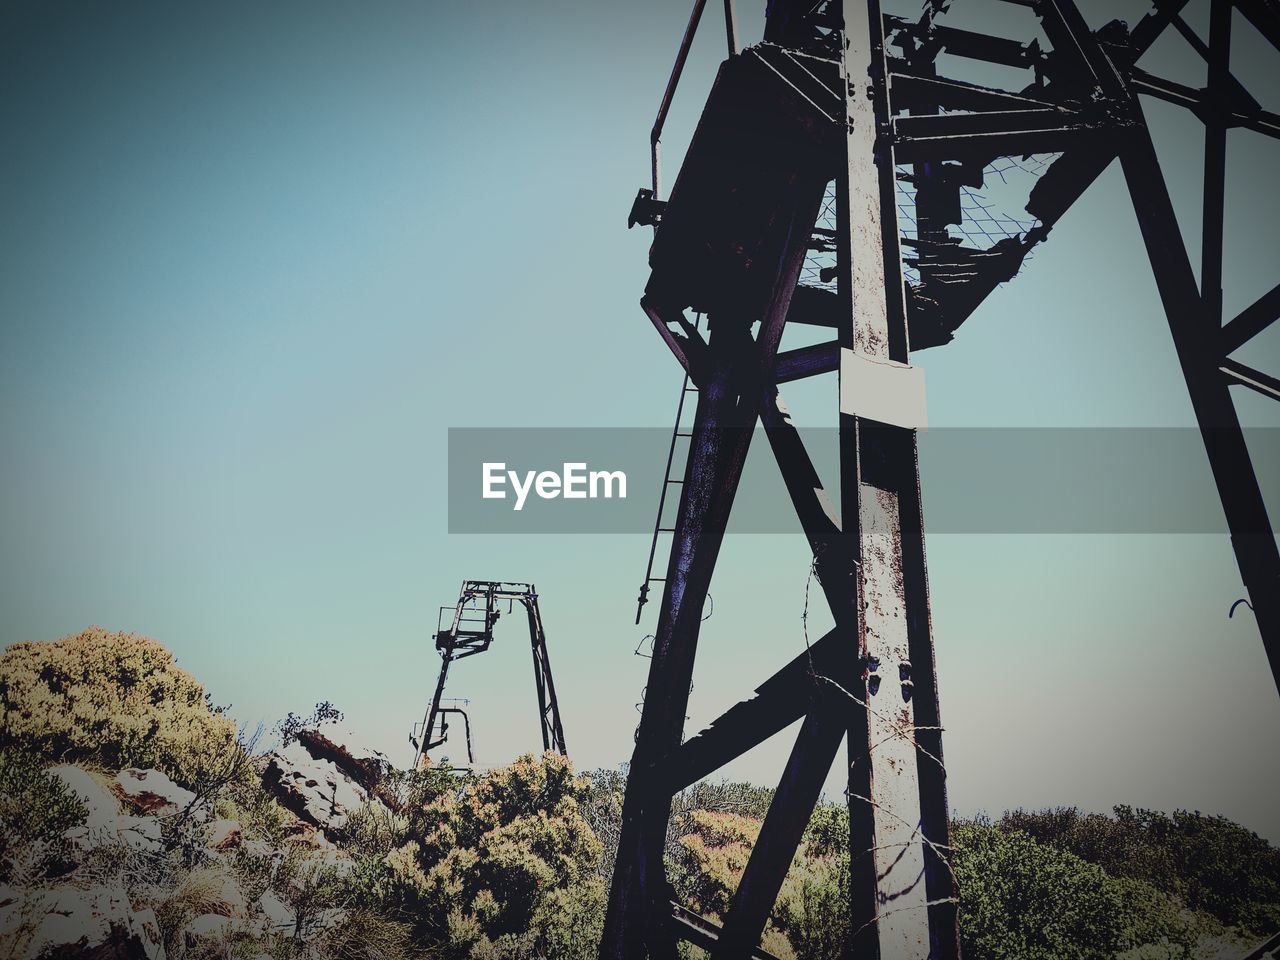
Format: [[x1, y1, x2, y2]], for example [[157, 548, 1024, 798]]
[[410, 580, 567, 769], [607, 1, 1280, 958]]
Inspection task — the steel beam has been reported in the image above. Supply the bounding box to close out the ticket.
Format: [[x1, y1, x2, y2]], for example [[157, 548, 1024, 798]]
[[602, 332, 761, 960], [525, 596, 568, 755], [775, 340, 840, 382], [892, 108, 1119, 163], [663, 630, 842, 793], [1222, 282, 1280, 353], [1128, 70, 1280, 138], [1127, 0, 1194, 61], [712, 699, 848, 959], [1119, 116, 1280, 695], [1202, 0, 1232, 329], [836, 2, 958, 957], [1237, 0, 1280, 54]]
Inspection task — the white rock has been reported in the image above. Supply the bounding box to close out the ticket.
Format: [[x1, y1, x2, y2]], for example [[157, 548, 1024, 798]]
[[65, 815, 162, 855], [240, 839, 274, 858], [48, 765, 117, 830], [257, 890, 295, 932], [261, 743, 368, 832], [305, 725, 392, 769], [112, 769, 197, 818], [118, 816, 163, 853], [130, 907, 165, 960], [205, 819, 242, 851], [293, 725, 395, 799], [183, 913, 233, 940]]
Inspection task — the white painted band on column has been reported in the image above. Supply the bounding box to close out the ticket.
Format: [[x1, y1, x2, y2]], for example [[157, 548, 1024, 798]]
[[839, 347, 928, 430]]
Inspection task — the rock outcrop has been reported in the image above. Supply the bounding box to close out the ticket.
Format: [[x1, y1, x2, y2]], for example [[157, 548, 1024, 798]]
[[294, 727, 392, 798], [0, 886, 164, 960], [110, 770, 197, 818], [49, 766, 162, 855], [259, 726, 395, 837]]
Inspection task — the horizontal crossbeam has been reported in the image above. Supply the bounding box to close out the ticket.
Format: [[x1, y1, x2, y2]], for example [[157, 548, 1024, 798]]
[[889, 72, 1061, 113], [775, 340, 839, 382], [1130, 67, 1280, 138], [893, 108, 1121, 161]]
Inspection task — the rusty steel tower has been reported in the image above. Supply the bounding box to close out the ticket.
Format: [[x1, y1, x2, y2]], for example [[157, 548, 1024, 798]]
[[411, 580, 567, 769], [604, 0, 1280, 958]]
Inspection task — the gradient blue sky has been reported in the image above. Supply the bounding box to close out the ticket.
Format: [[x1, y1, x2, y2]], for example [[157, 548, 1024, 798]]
[[2, 1, 1278, 839]]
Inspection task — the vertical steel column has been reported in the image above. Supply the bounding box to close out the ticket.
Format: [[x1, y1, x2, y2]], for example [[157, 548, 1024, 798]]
[[525, 595, 567, 755], [838, 2, 959, 958], [1201, 0, 1231, 327], [602, 326, 760, 960]]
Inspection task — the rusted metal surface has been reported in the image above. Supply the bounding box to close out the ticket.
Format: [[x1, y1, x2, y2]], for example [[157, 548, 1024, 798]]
[[603, 0, 1280, 956], [834, 3, 953, 954]]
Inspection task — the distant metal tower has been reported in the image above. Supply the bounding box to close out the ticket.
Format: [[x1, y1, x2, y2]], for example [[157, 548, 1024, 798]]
[[605, 1, 1280, 958], [411, 580, 567, 768]]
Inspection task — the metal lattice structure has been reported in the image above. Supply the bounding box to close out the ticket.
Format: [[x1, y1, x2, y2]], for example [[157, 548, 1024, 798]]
[[410, 580, 567, 769], [608, 0, 1280, 957]]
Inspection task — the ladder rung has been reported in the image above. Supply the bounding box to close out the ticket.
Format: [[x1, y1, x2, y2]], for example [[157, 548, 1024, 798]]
[[665, 478, 684, 485], [674, 431, 693, 438], [658, 527, 676, 533]]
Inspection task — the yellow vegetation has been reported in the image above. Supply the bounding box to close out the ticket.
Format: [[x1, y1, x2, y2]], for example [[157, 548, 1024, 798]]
[[0, 627, 238, 789]]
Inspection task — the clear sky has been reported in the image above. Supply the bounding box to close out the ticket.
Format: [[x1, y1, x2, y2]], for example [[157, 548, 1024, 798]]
[[2, 1, 1278, 839]]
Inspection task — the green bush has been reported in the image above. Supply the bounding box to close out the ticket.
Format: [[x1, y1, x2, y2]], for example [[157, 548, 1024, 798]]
[[1001, 806, 1280, 935], [773, 849, 850, 960], [1000, 806, 1177, 890], [0, 627, 239, 789], [954, 820, 1131, 959], [0, 748, 87, 882], [381, 753, 603, 956], [671, 808, 761, 919], [953, 820, 1212, 960], [1112, 807, 1280, 934]]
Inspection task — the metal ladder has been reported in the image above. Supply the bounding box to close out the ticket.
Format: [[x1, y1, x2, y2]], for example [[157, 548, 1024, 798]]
[[634, 365, 699, 625]]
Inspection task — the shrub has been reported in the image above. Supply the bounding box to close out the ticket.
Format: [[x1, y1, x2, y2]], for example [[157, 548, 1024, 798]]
[[953, 820, 1213, 960], [383, 753, 603, 955], [0, 627, 239, 789], [1000, 806, 1280, 935], [311, 908, 423, 960], [668, 807, 810, 958], [275, 701, 343, 748], [954, 820, 1131, 959], [773, 851, 850, 960], [0, 748, 87, 883], [580, 767, 627, 881], [673, 809, 761, 919], [802, 803, 849, 861], [1112, 807, 1280, 933], [468, 878, 608, 960]]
